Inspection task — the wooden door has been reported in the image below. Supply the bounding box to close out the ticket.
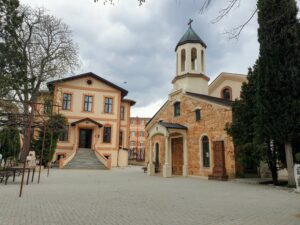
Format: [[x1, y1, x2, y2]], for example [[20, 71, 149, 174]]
[[171, 138, 183, 175], [210, 141, 228, 180], [79, 129, 92, 148]]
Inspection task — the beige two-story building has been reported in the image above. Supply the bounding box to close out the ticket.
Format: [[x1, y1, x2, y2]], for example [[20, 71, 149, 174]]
[[45, 72, 135, 168]]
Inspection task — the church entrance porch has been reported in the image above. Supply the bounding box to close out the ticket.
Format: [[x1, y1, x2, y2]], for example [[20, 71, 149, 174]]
[[70, 118, 103, 151], [147, 121, 188, 178], [171, 137, 183, 175]]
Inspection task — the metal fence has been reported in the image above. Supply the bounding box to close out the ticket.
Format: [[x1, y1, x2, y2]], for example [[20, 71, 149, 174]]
[[128, 148, 145, 161]]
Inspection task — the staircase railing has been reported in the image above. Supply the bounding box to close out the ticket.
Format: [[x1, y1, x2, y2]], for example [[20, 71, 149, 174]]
[[94, 150, 112, 170], [59, 145, 77, 169]]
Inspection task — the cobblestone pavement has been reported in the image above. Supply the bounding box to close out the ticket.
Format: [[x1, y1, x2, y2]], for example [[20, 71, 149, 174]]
[[0, 166, 299, 225]]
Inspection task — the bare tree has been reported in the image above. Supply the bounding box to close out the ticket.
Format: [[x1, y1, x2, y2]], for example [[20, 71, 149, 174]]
[[1, 5, 79, 160], [11, 6, 79, 109], [200, 0, 257, 39]]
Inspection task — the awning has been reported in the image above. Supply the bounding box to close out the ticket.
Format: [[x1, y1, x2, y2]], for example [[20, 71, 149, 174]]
[[158, 121, 187, 130]]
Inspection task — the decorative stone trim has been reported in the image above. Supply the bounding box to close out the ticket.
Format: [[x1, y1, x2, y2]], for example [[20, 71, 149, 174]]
[[172, 73, 210, 84]]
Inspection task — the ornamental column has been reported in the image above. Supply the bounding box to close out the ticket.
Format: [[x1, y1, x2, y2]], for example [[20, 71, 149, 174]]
[[147, 139, 155, 176], [182, 135, 188, 177], [163, 135, 172, 178]]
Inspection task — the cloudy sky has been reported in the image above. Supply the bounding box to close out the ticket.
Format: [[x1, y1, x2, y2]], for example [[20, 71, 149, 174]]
[[20, 0, 300, 117]]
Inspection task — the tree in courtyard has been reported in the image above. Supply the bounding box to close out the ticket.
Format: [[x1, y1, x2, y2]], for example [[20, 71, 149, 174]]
[[2, 5, 79, 115], [227, 0, 300, 185], [255, 0, 300, 186], [33, 113, 67, 166], [1, 5, 79, 161], [226, 66, 262, 174], [0, 0, 26, 97], [226, 65, 286, 184]]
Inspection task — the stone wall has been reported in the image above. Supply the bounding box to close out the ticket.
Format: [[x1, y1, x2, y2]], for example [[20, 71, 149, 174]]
[[145, 134, 165, 174]]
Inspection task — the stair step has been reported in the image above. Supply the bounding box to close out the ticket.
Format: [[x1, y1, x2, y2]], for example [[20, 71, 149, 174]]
[[63, 148, 107, 170]]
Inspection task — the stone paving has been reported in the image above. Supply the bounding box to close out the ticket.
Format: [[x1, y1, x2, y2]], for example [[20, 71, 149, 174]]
[[0, 166, 299, 225]]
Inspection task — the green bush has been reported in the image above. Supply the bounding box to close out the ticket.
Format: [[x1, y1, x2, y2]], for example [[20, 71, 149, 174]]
[[32, 113, 67, 165], [0, 126, 21, 162]]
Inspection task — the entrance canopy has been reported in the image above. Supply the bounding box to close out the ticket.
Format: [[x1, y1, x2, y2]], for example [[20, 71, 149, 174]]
[[158, 121, 187, 130], [148, 121, 187, 139], [71, 118, 102, 128]]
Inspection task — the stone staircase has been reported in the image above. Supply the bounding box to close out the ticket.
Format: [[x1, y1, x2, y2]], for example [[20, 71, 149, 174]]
[[64, 148, 107, 170]]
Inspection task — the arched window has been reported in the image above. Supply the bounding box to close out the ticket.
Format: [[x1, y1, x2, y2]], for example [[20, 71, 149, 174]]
[[201, 50, 204, 72], [191, 48, 197, 71], [221, 87, 232, 100], [202, 136, 210, 167], [174, 102, 180, 117], [155, 143, 160, 169], [181, 49, 186, 72]]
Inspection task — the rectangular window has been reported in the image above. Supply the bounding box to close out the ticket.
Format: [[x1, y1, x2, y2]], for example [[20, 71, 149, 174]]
[[104, 97, 113, 113], [103, 127, 111, 143], [131, 119, 136, 124], [140, 141, 144, 147], [59, 125, 69, 142], [139, 131, 144, 137], [131, 131, 135, 137], [130, 141, 136, 146], [120, 106, 125, 120], [62, 93, 72, 110], [174, 102, 180, 117], [195, 109, 201, 121], [84, 95, 93, 112], [119, 131, 123, 147]]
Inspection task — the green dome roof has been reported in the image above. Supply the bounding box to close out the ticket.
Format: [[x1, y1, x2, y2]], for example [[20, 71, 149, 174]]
[[175, 26, 207, 51]]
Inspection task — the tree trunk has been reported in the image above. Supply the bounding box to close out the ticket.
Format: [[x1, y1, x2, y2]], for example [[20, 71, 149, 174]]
[[20, 102, 29, 162], [270, 163, 278, 185], [266, 140, 278, 185], [285, 142, 295, 186]]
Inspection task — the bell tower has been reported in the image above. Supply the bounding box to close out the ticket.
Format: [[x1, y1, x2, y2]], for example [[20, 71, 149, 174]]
[[172, 20, 210, 95]]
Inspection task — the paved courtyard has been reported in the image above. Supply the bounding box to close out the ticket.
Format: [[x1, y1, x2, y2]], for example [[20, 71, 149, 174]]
[[0, 166, 299, 225]]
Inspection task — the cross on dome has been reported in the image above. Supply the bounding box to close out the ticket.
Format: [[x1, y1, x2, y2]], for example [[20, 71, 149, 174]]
[[188, 18, 193, 27]]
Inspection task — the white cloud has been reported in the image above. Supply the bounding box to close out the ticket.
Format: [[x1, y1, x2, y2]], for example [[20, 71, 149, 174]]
[[20, 0, 298, 118], [131, 98, 167, 118]]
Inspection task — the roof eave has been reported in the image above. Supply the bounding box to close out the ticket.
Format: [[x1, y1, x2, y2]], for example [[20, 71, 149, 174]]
[[175, 40, 207, 51], [46, 72, 128, 97]]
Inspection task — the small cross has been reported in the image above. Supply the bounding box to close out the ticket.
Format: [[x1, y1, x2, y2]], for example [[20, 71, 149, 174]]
[[188, 19, 193, 27]]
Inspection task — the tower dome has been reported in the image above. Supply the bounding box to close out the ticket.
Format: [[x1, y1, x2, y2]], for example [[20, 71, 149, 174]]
[[175, 24, 207, 51]]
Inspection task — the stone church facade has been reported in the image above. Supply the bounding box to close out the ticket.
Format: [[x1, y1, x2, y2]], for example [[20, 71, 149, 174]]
[[145, 24, 247, 179]]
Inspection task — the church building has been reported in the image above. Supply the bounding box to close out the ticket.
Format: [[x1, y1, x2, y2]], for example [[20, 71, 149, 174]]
[[145, 23, 247, 179]]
